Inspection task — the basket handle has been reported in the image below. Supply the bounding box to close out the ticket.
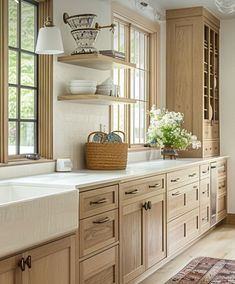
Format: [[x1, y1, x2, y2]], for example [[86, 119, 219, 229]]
[[87, 132, 107, 143], [111, 130, 126, 142]]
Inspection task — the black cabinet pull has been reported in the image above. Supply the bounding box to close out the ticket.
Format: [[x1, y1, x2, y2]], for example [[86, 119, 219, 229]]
[[93, 217, 110, 224], [149, 183, 161, 189], [90, 198, 107, 205], [18, 258, 26, 272], [125, 189, 139, 195], [142, 202, 148, 211], [171, 178, 180, 182], [25, 255, 32, 269], [147, 201, 152, 210]]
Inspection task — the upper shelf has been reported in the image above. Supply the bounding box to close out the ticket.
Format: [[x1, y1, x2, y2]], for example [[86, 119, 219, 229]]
[[57, 53, 136, 71]]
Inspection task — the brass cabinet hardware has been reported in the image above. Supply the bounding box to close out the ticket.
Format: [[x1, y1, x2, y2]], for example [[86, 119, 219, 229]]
[[125, 189, 139, 195], [90, 198, 107, 205], [93, 217, 110, 224]]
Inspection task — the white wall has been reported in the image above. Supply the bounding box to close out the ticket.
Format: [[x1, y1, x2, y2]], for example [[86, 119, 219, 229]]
[[53, 0, 165, 169], [220, 19, 235, 213], [53, 0, 112, 169]]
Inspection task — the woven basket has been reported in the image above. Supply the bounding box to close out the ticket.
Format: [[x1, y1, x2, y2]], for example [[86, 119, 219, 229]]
[[85, 131, 128, 170]]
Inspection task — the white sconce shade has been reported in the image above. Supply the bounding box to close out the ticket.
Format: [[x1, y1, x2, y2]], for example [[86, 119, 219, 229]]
[[35, 20, 64, 55]]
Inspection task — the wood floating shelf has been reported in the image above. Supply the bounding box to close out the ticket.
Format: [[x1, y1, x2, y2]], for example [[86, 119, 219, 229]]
[[58, 94, 137, 105], [57, 53, 136, 71]]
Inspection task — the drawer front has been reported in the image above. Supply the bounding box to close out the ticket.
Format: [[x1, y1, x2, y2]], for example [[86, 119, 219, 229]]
[[80, 209, 118, 257], [203, 140, 219, 157], [200, 204, 210, 235], [217, 194, 227, 223], [168, 208, 199, 255], [120, 175, 165, 203], [80, 245, 119, 284], [204, 122, 219, 140], [217, 160, 227, 179], [167, 166, 199, 190], [168, 182, 199, 221], [200, 164, 210, 180], [80, 185, 118, 219], [200, 179, 210, 205], [218, 178, 226, 196]]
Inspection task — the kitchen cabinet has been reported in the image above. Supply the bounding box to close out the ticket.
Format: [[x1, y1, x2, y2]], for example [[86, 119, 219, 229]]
[[217, 159, 227, 222], [0, 235, 76, 284], [200, 178, 211, 234], [120, 175, 166, 283], [166, 7, 220, 158], [79, 245, 119, 284]]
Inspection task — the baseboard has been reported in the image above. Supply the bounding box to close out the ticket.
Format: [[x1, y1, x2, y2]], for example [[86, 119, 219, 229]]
[[226, 214, 235, 225]]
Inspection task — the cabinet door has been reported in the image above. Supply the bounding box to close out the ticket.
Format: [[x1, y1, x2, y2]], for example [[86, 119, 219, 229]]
[[121, 201, 146, 284], [25, 235, 76, 284], [146, 193, 166, 269], [0, 255, 22, 284]]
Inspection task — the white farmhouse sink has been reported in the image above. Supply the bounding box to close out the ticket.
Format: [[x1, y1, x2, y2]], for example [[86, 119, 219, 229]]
[[0, 182, 78, 258]]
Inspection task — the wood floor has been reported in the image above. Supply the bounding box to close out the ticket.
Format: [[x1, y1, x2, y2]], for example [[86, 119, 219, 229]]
[[141, 224, 235, 284]]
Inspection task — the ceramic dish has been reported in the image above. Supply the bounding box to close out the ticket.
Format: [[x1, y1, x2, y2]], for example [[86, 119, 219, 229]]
[[63, 13, 97, 29], [71, 29, 99, 48]]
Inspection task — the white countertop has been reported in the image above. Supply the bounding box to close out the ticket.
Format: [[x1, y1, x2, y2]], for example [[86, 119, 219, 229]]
[[5, 157, 227, 189]]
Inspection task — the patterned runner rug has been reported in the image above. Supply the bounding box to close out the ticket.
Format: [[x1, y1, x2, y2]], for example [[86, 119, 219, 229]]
[[165, 256, 235, 283]]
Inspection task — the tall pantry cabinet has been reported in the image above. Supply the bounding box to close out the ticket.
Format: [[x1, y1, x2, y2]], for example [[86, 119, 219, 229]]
[[166, 7, 220, 158]]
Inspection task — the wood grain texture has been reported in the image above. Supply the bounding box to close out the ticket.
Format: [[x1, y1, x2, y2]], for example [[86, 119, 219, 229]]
[[0, 254, 22, 284], [25, 235, 76, 284], [166, 7, 220, 158], [146, 194, 166, 268], [79, 209, 118, 257], [0, 0, 8, 163], [38, 0, 53, 160], [80, 245, 119, 284]]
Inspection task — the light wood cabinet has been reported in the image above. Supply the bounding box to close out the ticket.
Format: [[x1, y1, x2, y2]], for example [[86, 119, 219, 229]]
[[167, 182, 199, 221], [79, 246, 119, 284], [166, 7, 220, 158], [120, 175, 166, 283], [0, 254, 22, 284], [168, 208, 200, 255], [122, 200, 146, 283], [0, 235, 76, 284]]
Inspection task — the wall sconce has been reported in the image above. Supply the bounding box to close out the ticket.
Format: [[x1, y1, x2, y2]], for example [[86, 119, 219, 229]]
[[35, 17, 64, 55]]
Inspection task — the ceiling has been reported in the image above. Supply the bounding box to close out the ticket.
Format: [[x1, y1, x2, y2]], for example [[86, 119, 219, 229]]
[[112, 0, 235, 19], [149, 0, 235, 19]]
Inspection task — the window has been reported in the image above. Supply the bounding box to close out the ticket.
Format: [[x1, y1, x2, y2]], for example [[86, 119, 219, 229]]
[[0, 0, 53, 163], [111, 11, 158, 148], [8, 0, 38, 156]]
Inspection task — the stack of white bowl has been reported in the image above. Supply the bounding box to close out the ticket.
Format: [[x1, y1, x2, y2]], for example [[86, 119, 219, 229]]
[[69, 80, 97, 95]]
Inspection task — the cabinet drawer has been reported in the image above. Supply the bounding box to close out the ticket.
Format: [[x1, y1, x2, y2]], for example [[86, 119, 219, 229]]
[[200, 164, 210, 180], [80, 185, 118, 219], [204, 122, 219, 140], [168, 208, 199, 256], [167, 182, 199, 221], [167, 167, 199, 190], [200, 179, 210, 205], [120, 175, 165, 203], [203, 140, 219, 157], [200, 204, 210, 235], [80, 209, 118, 257], [217, 194, 227, 223], [218, 178, 226, 196], [80, 245, 119, 284]]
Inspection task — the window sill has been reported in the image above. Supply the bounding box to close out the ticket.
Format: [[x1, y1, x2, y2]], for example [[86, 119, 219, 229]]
[[0, 158, 55, 168], [128, 146, 159, 152]]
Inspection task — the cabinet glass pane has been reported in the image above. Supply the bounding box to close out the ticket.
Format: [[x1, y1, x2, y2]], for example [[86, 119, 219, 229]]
[[139, 33, 145, 70], [20, 122, 35, 154], [20, 88, 35, 119], [8, 0, 18, 47], [8, 50, 18, 84], [21, 53, 35, 86], [21, 1, 36, 52], [8, 87, 17, 119], [8, 121, 17, 155]]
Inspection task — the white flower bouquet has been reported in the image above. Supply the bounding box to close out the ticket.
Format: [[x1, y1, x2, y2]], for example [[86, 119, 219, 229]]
[[147, 106, 201, 151]]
